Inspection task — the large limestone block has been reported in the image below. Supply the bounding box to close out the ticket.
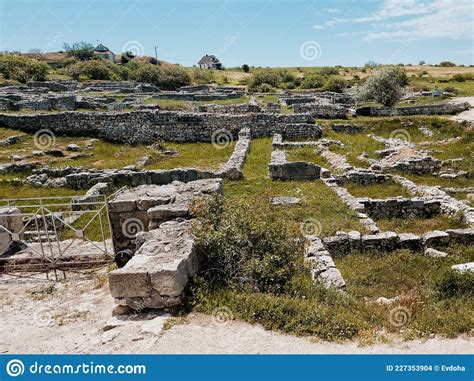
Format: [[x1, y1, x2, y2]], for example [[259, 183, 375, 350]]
[[0, 207, 23, 255]]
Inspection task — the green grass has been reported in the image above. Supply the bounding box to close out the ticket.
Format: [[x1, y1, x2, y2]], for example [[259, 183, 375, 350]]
[[376, 214, 467, 235], [344, 181, 412, 199], [321, 116, 465, 144], [402, 173, 473, 189], [409, 77, 474, 96], [143, 98, 189, 110], [0, 128, 234, 171], [325, 130, 385, 168], [188, 245, 474, 341], [0, 183, 81, 199], [286, 146, 327, 167], [336, 245, 474, 299], [193, 96, 250, 106], [224, 138, 364, 236]]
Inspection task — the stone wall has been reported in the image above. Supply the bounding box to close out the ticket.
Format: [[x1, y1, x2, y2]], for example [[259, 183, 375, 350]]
[[359, 197, 441, 219], [356, 102, 469, 117], [336, 170, 392, 185], [268, 150, 321, 180], [0, 110, 317, 144], [108, 179, 223, 252], [292, 103, 347, 119], [322, 228, 473, 256], [197, 103, 262, 114], [332, 124, 365, 134], [109, 219, 198, 310], [217, 128, 251, 180], [150, 92, 246, 101]]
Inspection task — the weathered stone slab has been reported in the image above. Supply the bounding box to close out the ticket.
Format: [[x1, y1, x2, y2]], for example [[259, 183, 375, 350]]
[[109, 220, 198, 310]]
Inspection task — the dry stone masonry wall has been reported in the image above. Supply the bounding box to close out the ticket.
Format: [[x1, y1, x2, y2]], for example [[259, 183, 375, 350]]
[[0, 110, 318, 144]]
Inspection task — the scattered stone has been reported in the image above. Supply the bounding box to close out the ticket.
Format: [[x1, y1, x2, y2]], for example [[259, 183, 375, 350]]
[[66, 144, 81, 152], [424, 247, 448, 257], [451, 262, 474, 273], [270, 197, 301, 206]]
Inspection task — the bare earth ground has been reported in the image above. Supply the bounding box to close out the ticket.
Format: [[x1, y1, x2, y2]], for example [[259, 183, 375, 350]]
[[0, 272, 472, 354]]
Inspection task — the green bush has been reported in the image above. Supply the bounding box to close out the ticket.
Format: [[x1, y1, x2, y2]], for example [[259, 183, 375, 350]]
[[191, 197, 305, 294], [317, 66, 339, 76], [131, 64, 191, 90], [357, 67, 406, 106], [242, 64, 250, 73], [0, 54, 49, 82], [439, 61, 456, 67], [248, 71, 281, 91], [436, 270, 474, 298], [301, 74, 324, 89], [322, 77, 347, 93], [66, 59, 126, 80]]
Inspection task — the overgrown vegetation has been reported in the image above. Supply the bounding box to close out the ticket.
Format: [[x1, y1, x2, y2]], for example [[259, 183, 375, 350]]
[[358, 67, 408, 107], [0, 54, 49, 83], [192, 197, 305, 294]]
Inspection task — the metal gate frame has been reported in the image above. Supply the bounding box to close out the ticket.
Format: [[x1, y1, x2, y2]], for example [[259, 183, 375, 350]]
[[0, 189, 125, 272]]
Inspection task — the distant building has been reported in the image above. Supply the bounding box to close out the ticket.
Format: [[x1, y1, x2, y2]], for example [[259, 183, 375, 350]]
[[93, 44, 115, 61], [197, 54, 222, 70]]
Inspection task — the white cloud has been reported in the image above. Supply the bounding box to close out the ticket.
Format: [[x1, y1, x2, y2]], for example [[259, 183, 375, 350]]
[[314, 0, 473, 40], [366, 0, 473, 40]]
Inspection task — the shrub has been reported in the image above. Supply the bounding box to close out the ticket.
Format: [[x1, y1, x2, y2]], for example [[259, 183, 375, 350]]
[[452, 74, 466, 82], [439, 61, 456, 67], [317, 66, 339, 76], [436, 270, 474, 298], [357, 67, 405, 107], [63, 41, 94, 61], [66, 59, 127, 81], [322, 77, 347, 93], [301, 74, 324, 89], [248, 71, 281, 92], [0, 54, 49, 82], [242, 64, 250, 73], [130, 64, 191, 90], [192, 68, 215, 84], [191, 197, 305, 294]]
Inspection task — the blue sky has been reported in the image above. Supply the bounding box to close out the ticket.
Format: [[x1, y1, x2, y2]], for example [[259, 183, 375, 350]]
[[1, 0, 472, 67]]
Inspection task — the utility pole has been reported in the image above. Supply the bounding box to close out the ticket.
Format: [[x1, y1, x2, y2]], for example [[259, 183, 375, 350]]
[[154, 46, 158, 61]]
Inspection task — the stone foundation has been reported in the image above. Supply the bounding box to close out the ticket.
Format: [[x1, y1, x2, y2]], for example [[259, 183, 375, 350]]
[[321, 228, 473, 257], [269, 150, 321, 181], [109, 219, 198, 310], [0, 110, 317, 144], [108, 179, 223, 252], [359, 198, 441, 220], [356, 102, 469, 117]]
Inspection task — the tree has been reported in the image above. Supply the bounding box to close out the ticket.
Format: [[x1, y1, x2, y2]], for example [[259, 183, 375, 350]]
[[419, 60, 426, 65], [439, 61, 456, 67], [241, 64, 250, 73], [63, 41, 94, 61], [357, 67, 405, 107]]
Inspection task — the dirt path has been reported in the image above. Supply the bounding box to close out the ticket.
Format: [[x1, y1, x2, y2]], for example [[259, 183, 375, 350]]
[[0, 273, 472, 354]]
